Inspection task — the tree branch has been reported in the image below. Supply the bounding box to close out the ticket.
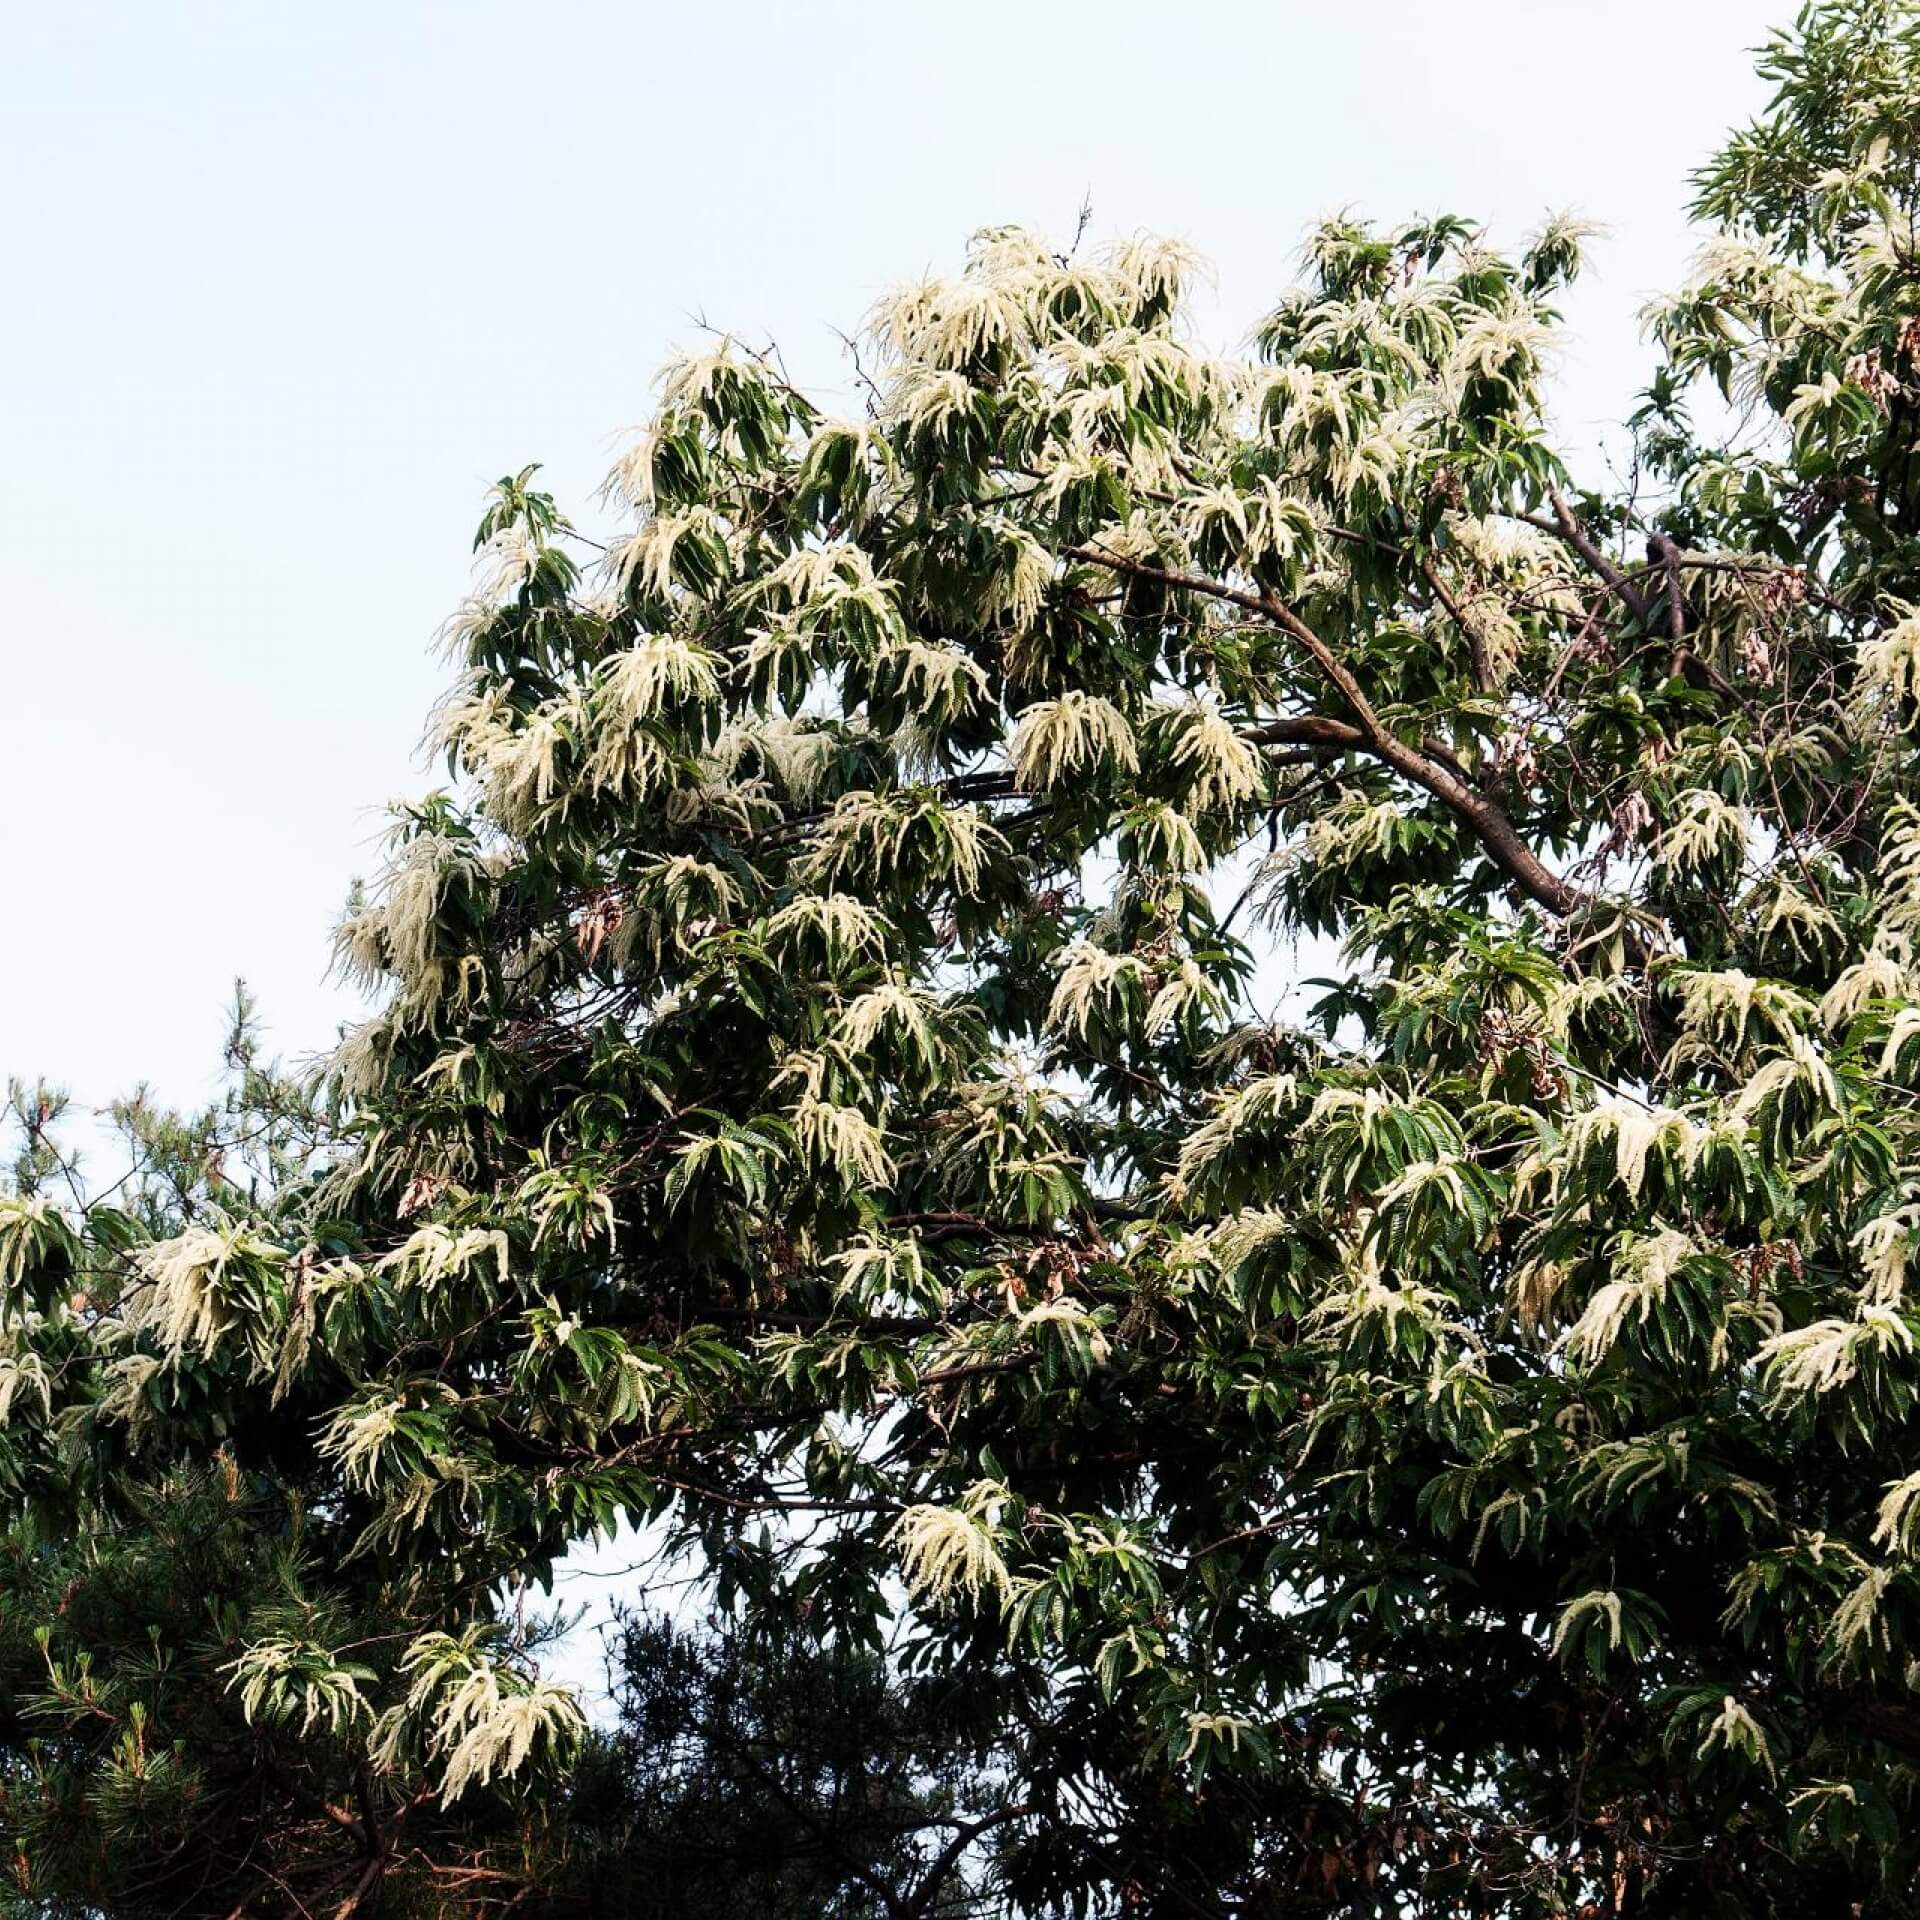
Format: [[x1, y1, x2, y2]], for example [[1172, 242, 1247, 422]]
[[906, 1801, 1032, 1916], [1066, 543, 1593, 921], [1525, 487, 1652, 626], [1420, 558, 1494, 691]]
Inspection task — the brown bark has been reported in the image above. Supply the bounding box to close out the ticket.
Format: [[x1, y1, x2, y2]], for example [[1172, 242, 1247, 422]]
[[1065, 543, 1593, 921]]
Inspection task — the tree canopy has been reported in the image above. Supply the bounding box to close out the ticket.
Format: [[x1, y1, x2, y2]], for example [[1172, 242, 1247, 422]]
[[12, 3, 1920, 1911]]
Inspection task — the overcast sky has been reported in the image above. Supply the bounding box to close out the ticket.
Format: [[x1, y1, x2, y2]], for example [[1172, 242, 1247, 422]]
[[5, 0, 1783, 1137]]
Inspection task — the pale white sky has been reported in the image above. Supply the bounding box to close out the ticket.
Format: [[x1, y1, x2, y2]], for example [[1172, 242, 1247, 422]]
[[5, 0, 1782, 1132]]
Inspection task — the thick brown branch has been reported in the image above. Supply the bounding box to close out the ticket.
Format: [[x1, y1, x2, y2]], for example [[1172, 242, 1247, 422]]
[[1420, 558, 1494, 692], [1647, 531, 1689, 678], [1066, 543, 1592, 921], [906, 1802, 1034, 1916], [1647, 532, 1688, 647], [1528, 487, 1652, 626], [1833, 1692, 1920, 1764], [1241, 714, 1367, 752]]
